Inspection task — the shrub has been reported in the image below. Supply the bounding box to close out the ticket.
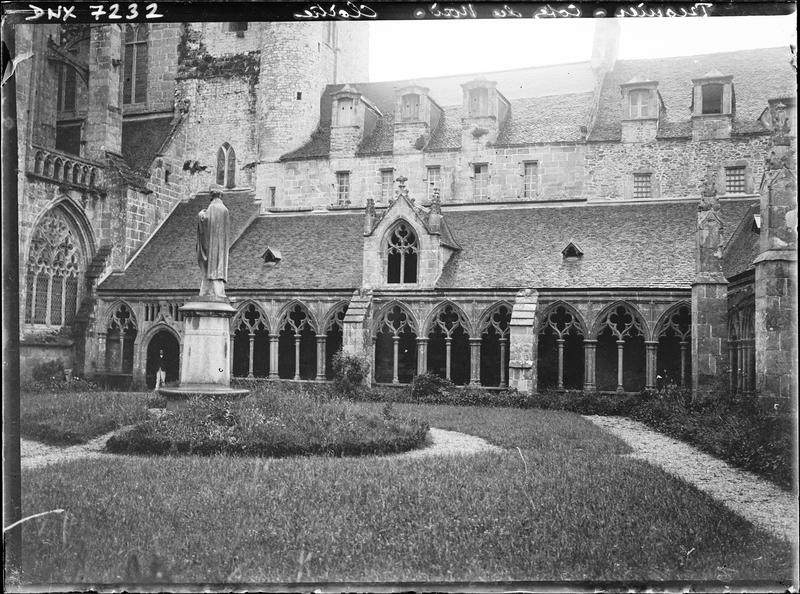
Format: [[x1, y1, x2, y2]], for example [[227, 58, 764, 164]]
[[330, 349, 370, 396], [31, 359, 65, 382], [410, 373, 454, 402], [106, 386, 429, 458]]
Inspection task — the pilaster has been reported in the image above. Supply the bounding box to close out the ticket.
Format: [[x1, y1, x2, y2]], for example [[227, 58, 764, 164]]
[[508, 289, 538, 394]]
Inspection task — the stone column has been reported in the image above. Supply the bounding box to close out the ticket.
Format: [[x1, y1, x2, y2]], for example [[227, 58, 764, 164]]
[[508, 289, 538, 393], [315, 335, 326, 381], [86, 25, 123, 161], [445, 337, 452, 380], [616, 339, 625, 393], [97, 331, 108, 374], [229, 336, 234, 378], [371, 337, 377, 384], [247, 333, 255, 378], [416, 337, 428, 375], [499, 338, 509, 388], [469, 338, 481, 386], [556, 338, 565, 390], [583, 339, 597, 391], [293, 334, 301, 380], [692, 176, 729, 395], [392, 335, 400, 384], [679, 340, 689, 387], [269, 335, 279, 379], [645, 341, 658, 390], [736, 341, 743, 394], [754, 127, 798, 404], [727, 340, 736, 393]]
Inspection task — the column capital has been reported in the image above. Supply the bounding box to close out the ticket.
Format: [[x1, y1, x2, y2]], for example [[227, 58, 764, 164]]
[[584, 339, 598, 346], [416, 337, 429, 343], [644, 340, 659, 348], [468, 337, 482, 345], [315, 334, 326, 341]]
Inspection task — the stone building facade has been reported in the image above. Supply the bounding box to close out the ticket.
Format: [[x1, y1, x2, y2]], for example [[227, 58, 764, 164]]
[[15, 21, 797, 404]]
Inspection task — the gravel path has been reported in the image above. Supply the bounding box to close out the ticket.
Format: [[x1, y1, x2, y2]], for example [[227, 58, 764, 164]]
[[585, 415, 798, 542], [21, 426, 502, 469]]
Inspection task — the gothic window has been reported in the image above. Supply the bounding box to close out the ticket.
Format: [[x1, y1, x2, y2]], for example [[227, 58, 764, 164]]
[[479, 303, 511, 387], [468, 87, 489, 117], [380, 169, 394, 203], [24, 207, 86, 328], [523, 161, 539, 199], [633, 172, 652, 199], [537, 305, 585, 391], [473, 163, 489, 200], [725, 166, 746, 194], [401, 94, 420, 121], [336, 171, 350, 205], [123, 24, 148, 105], [337, 97, 354, 125], [386, 222, 418, 284], [105, 303, 137, 374], [701, 83, 723, 115], [216, 143, 236, 189], [657, 305, 692, 389], [57, 49, 78, 112], [628, 89, 651, 119]]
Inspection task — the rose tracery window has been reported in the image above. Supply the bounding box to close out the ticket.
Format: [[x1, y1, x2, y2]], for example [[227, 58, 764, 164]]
[[386, 222, 418, 284], [24, 208, 86, 328]]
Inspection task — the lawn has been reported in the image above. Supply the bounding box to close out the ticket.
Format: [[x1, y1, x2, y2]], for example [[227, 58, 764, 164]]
[[17, 400, 795, 585], [20, 390, 154, 445]]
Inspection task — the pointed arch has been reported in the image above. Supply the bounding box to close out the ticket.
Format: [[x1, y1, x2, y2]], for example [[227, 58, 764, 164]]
[[216, 142, 236, 189], [321, 301, 349, 333], [142, 323, 180, 389], [277, 300, 319, 334], [24, 201, 95, 328], [123, 23, 148, 104], [477, 301, 513, 337], [590, 301, 650, 341], [232, 301, 271, 379], [537, 301, 588, 337], [232, 300, 270, 333], [654, 301, 692, 340], [654, 302, 692, 389], [322, 301, 349, 380], [423, 300, 473, 337], [372, 300, 419, 335], [104, 299, 138, 331], [383, 219, 419, 284], [103, 300, 138, 375]]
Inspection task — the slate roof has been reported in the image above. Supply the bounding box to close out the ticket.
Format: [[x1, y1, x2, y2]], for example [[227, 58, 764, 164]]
[[99, 196, 753, 293], [99, 189, 260, 292], [437, 200, 751, 289], [122, 115, 174, 171], [105, 152, 151, 193], [722, 201, 761, 279], [588, 47, 795, 141]]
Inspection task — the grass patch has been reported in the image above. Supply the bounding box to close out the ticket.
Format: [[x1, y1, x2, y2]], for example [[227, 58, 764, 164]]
[[21, 391, 153, 445], [106, 386, 428, 458], [19, 402, 793, 584]]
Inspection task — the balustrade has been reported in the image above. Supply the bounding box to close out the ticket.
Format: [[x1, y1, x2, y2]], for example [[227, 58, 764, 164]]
[[29, 145, 104, 189]]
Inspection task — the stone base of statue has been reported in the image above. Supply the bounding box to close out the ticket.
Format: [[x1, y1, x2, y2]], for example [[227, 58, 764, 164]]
[[158, 296, 248, 409]]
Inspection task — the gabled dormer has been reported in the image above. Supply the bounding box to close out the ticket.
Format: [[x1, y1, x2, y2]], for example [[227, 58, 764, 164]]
[[392, 83, 443, 155], [619, 77, 663, 143], [329, 85, 382, 157], [362, 178, 459, 289], [691, 69, 734, 141], [461, 78, 510, 148]]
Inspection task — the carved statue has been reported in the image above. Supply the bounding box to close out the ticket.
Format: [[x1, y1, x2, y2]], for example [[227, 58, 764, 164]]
[[196, 189, 231, 298], [698, 172, 719, 212]]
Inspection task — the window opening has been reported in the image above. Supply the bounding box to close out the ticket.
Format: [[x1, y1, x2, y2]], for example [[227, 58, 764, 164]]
[[269, 186, 276, 207], [523, 161, 538, 199], [387, 222, 418, 284], [123, 24, 148, 105], [426, 166, 441, 201], [337, 97, 354, 126], [216, 143, 236, 189], [402, 94, 420, 121], [468, 88, 489, 117], [57, 49, 79, 112], [473, 163, 489, 200], [633, 173, 652, 199], [725, 166, 746, 194], [336, 171, 350, 205], [629, 89, 650, 118], [701, 83, 724, 115], [380, 169, 394, 203]]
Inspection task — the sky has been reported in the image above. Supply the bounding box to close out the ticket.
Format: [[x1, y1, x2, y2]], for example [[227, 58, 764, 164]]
[[368, 14, 797, 81]]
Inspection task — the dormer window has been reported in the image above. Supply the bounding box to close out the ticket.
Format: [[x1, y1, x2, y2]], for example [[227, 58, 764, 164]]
[[401, 94, 420, 121], [629, 89, 651, 119], [337, 97, 354, 126], [702, 83, 724, 115], [468, 88, 489, 117], [562, 242, 583, 260], [386, 222, 418, 284], [262, 247, 282, 264]]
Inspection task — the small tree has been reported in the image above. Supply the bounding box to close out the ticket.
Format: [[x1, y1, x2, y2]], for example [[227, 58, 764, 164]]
[[330, 349, 370, 396]]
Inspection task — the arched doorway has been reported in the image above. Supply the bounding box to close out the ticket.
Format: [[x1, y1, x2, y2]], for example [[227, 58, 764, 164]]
[[145, 329, 180, 389]]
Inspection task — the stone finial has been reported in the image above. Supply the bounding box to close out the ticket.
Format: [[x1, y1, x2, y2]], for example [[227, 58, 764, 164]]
[[699, 172, 719, 212], [771, 102, 792, 147], [364, 198, 376, 235], [395, 176, 409, 201]]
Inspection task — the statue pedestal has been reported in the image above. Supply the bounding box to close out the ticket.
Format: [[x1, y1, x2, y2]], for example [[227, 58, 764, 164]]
[[159, 297, 248, 407]]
